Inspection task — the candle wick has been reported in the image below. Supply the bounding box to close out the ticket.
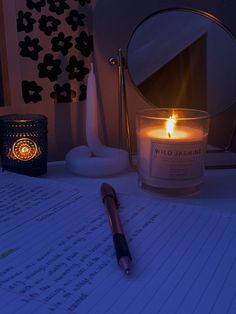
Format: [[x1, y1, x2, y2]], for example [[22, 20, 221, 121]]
[[168, 132, 171, 138]]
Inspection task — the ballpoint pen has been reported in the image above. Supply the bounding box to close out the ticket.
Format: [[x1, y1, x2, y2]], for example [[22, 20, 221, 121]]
[[101, 182, 132, 274]]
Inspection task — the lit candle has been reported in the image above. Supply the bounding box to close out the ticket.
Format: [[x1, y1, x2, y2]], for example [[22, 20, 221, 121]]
[[136, 109, 209, 193]]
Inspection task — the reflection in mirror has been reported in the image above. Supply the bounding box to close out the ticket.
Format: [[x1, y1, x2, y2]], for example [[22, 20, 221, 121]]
[[127, 9, 236, 115]]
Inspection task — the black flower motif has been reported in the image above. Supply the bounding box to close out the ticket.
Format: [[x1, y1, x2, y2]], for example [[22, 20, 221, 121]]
[[75, 31, 93, 57], [37, 53, 62, 82], [79, 84, 86, 101], [66, 56, 89, 81], [26, 0, 46, 12], [47, 0, 70, 15], [75, 0, 91, 6], [22, 80, 43, 104], [51, 32, 73, 56], [38, 15, 61, 36], [17, 11, 36, 33], [19, 36, 43, 61], [66, 10, 85, 31], [50, 83, 76, 103]]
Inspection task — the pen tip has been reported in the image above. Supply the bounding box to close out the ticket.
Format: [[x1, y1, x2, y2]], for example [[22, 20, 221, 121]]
[[119, 256, 131, 275]]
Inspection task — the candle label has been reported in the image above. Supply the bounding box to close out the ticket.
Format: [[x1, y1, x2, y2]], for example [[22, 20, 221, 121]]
[[150, 141, 206, 180]]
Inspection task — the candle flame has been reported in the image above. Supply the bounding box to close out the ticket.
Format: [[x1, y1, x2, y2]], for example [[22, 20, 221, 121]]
[[166, 114, 177, 138]]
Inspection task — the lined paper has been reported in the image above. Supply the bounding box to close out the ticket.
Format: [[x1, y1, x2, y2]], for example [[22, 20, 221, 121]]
[[0, 172, 236, 313]]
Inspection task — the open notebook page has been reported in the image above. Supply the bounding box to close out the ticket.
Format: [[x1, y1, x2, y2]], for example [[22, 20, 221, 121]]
[[0, 172, 236, 314]]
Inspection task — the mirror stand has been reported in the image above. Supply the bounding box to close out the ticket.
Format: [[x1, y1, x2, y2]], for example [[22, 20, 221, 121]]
[[109, 51, 236, 169], [109, 49, 134, 167]]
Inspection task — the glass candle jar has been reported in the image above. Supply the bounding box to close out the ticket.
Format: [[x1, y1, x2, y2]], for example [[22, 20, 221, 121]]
[[0, 114, 48, 176], [136, 108, 209, 195]]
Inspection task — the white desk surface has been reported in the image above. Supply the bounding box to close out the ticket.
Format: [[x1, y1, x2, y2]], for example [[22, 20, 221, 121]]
[[45, 161, 236, 214]]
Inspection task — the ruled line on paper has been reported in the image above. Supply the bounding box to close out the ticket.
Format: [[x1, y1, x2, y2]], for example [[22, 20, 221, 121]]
[[87, 202, 193, 313], [1, 172, 236, 313], [95, 208, 211, 314]]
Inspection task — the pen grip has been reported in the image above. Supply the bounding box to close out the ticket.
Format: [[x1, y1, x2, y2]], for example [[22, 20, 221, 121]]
[[113, 233, 132, 264]]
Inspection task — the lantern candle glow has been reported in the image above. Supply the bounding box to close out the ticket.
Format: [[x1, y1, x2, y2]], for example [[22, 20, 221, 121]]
[[0, 114, 48, 176]]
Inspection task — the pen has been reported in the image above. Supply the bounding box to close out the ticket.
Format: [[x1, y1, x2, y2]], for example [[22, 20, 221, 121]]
[[101, 183, 132, 274]]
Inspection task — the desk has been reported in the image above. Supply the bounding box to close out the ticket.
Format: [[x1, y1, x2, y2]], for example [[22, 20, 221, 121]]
[[46, 161, 236, 213]]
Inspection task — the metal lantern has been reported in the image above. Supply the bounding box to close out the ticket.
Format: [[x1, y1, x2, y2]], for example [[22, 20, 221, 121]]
[[0, 114, 48, 176]]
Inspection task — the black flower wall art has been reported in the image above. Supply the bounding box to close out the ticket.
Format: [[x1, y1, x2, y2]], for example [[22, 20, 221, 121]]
[[51, 32, 73, 56], [38, 15, 61, 36], [66, 56, 89, 81], [22, 80, 43, 103], [75, 0, 91, 6], [19, 36, 43, 61], [75, 31, 93, 57], [50, 83, 76, 102], [16, 0, 92, 104], [17, 11, 36, 33], [47, 0, 70, 15], [38, 53, 62, 81], [66, 10, 85, 31], [26, 0, 46, 13]]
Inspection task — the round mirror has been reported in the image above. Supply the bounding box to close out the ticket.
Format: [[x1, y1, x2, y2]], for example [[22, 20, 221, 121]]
[[127, 8, 236, 115]]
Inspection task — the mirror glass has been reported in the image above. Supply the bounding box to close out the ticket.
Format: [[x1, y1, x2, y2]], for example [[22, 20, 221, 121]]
[[127, 9, 236, 115]]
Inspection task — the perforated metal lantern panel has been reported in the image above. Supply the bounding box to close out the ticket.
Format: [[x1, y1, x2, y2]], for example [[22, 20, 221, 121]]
[[0, 114, 48, 176]]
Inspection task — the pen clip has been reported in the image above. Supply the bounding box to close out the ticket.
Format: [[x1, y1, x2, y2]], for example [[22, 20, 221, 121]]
[[102, 187, 120, 207]]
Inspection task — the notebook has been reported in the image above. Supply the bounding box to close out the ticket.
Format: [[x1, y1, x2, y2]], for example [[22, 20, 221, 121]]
[[0, 171, 236, 313]]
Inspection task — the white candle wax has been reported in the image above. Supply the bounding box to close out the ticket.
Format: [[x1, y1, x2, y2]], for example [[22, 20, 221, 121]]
[[137, 126, 208, 189]]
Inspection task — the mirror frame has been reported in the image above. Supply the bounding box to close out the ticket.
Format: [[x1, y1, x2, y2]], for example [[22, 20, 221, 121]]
[[126, 7, 236, 117], [93, 1, 236, 166]]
